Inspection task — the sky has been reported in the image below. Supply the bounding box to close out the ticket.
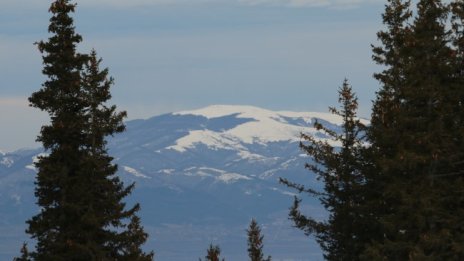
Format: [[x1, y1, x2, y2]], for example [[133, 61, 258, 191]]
[[0, 0, 385, 151]]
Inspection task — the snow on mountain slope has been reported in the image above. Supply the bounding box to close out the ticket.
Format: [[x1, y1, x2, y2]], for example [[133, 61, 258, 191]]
[[1, 105, 356, 261], [123, 166, 151, 179], [184, 166, 252, 183], [176, 105, 343, 124], [170, 105, 343, 153], [1, 156, 14, 168], [167, 129, 247, 152]]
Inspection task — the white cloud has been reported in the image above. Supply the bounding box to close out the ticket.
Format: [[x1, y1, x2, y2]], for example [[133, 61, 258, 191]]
[[0, 0, 379, 9], [77, 0, 377, 8], [0, 97, 29, 107], [78, 0, 215, 7], [0, 97, 48, 152], [238, 0, 329, 7], [239, 0, 383, 8]]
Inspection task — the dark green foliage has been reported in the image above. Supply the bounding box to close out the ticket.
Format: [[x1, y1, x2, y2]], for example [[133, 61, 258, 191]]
[[363, 0, 464, 258], [24, 1, 153, 260], [247, 219, 271, 261], [370, 0, 412, 152], [362, 0, 415, 258], [200, 244, 225, 261], [118, 215, 155, 261], [281, 80, 368, 261]]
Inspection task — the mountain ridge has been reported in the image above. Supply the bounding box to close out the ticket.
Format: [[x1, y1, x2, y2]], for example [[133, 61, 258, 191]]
[[0, 105, 351, 260]]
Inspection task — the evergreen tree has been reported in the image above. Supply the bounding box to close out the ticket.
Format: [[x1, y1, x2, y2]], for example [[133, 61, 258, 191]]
[[281, 80, 367, 261], [118, 215, 154, 261], [200, 244, 224, 261], [369, 0, 412, 165], [25, 1, 153, 260], [361, 0, 414, 258], [364, 0, 464, 258], [13, 243, 31, 261], [247, 219, 271, 261], [444, 2, 464, 255]]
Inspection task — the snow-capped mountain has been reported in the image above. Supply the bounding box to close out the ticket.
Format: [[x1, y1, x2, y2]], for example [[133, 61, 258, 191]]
[[0, 105, 348, 260]]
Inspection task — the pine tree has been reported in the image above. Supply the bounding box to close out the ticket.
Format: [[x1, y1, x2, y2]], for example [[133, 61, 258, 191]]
[[369, 0, 412, 164], [364, 0, 464, 258], [118, 215, 154, 260], [200, 244, 224, 261], [25, 1, 153, 260], [361, 0, 414, 258], [445, 2, 464, 255], [281, 80, 367, 261], [247, 219, 271, 261]]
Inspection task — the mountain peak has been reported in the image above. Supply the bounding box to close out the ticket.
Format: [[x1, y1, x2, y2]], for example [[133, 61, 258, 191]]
[[168, 104, 343, 152], [2, 104, 336, 261], [174, 104, 276, 120], [174, 104, 343, 124]]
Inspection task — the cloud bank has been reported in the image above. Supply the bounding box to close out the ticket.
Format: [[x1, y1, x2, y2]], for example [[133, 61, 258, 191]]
[[0, 97, 49, 151], [0, 0, 378, 9], [77, 0, 376, 8]]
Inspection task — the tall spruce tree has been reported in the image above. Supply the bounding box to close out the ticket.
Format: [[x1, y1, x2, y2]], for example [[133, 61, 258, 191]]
[[281, 80, 367, 261], [25, 1, 153, 260], [445, 1, 464, 256], [364, 0, 464, 258], [200, 244, 224, 261], [361, 0, 414, 258], [369, 0, 412, 163], [247, 219, 271, 261]]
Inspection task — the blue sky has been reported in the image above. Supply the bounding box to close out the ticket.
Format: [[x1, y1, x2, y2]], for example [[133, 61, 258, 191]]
[[0, 0, 385, 151]]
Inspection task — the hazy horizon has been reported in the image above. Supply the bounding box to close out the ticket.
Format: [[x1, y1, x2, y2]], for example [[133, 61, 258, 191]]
[[1, 0, 384, 151]]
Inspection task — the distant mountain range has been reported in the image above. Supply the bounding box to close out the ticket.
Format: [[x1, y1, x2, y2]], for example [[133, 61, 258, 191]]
[[0, 105, 349, 260]]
